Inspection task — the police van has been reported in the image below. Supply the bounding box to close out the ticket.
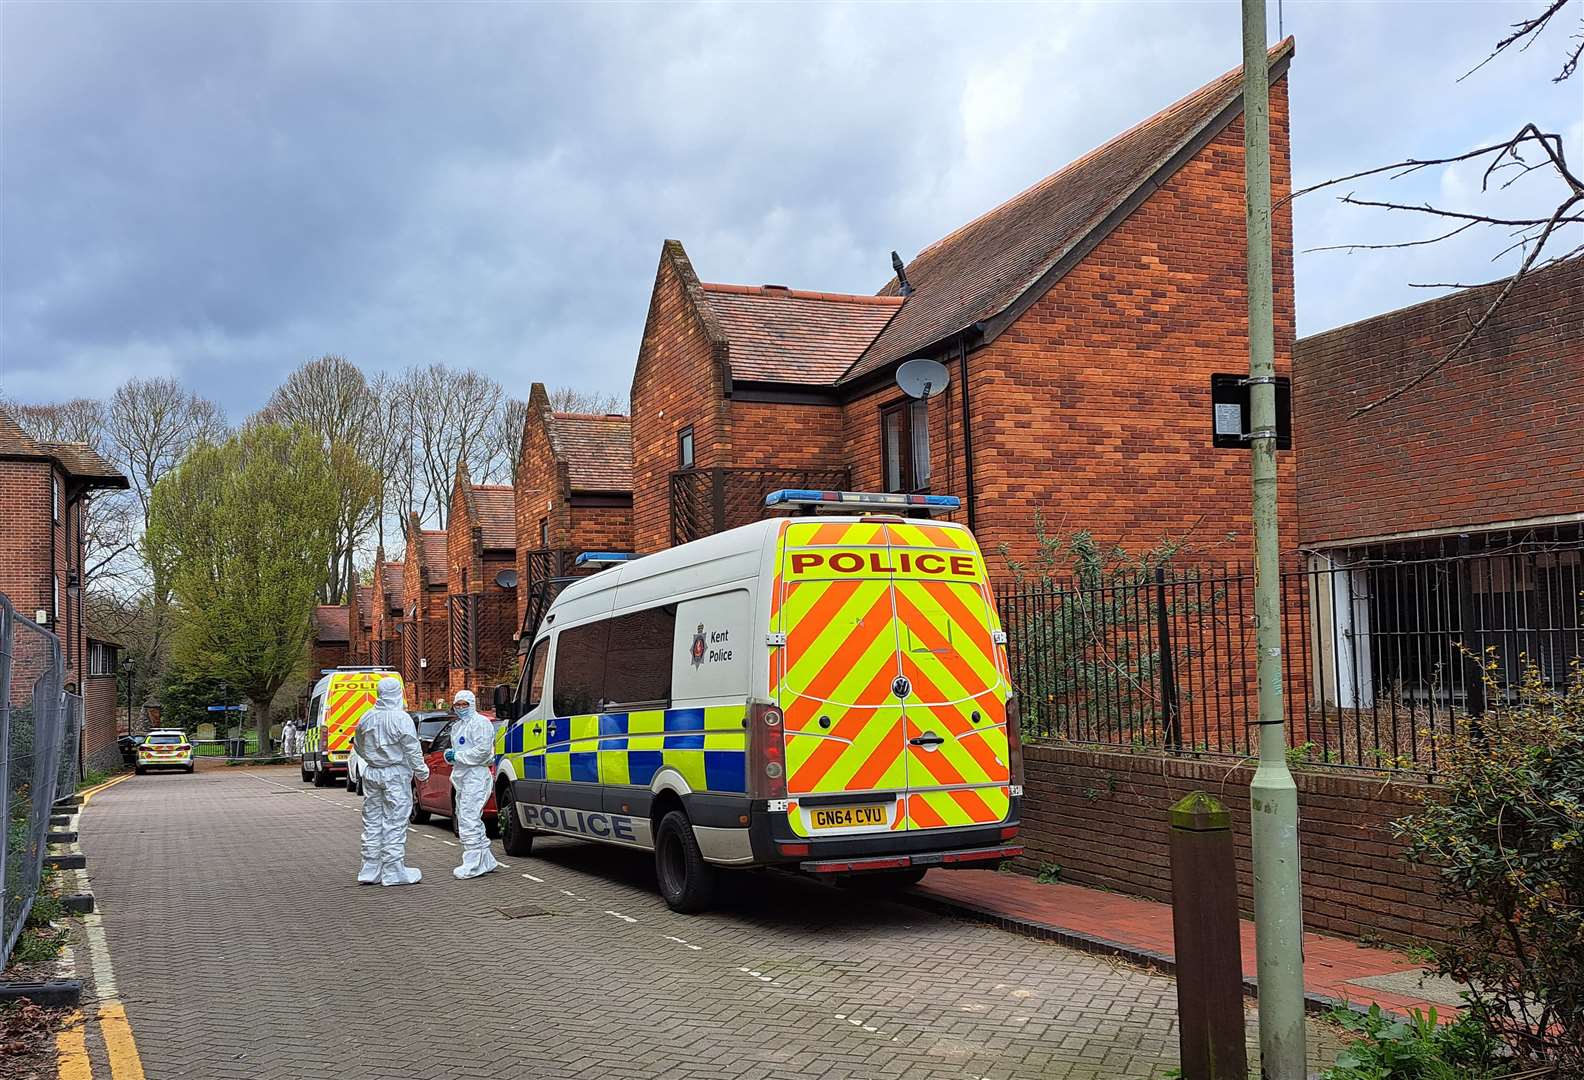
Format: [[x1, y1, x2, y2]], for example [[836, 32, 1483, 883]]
[[489, 490, 1023, 912], [301, 667, 400, 787]]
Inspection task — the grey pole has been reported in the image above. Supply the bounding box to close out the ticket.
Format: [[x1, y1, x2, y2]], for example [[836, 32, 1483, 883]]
[[1240, 3, 1307, 1076]]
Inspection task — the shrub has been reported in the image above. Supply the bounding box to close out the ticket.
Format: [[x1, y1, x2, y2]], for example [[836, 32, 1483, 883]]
[[1394, 656, 1584, 1072], [1320, 1004, 1507, 1079]]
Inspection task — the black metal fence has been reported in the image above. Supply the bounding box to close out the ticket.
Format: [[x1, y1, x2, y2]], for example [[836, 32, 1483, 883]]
[[995, 528, 1584, 777], [670, 466, 851, 545]]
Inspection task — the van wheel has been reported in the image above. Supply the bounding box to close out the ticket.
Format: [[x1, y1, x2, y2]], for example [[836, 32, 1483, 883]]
[[497, 786, 532, 857], [312, 766, 329, 788], [345, 775, 356, 793], [655, 811, 716, 914], [300, 762, 313, 783]]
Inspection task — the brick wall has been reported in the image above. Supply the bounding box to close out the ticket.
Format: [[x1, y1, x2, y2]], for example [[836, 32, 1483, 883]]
[[1017, 744, 1452, 947], [83, 673, 121, 774], [515, 386, 557, 629], [1295, 255, 1583, 546], [966, 81, 1298, 573], [630, 241, 731, 553], [401, 519, 450, 707], [309, 641, 348, 675], [728, 400, 846, 470], [0, 460, 97, 688]]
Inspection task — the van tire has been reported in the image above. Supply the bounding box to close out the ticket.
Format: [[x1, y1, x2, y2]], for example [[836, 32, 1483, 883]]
[[655, 811, 716, 914], [312, 766, 329, 788], [497, 786, 532, 857], [300, 761, 313, 783]]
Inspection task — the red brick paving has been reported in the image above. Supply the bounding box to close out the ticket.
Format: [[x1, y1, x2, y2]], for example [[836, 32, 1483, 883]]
[[916, 869, 1458, 1019]]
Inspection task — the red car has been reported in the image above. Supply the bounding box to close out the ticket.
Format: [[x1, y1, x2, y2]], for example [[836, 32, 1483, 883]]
[[409, 716, 502, 838]]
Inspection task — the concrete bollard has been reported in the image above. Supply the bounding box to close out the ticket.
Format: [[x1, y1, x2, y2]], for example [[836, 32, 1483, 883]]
[[1169, 791, 1247, 1080]]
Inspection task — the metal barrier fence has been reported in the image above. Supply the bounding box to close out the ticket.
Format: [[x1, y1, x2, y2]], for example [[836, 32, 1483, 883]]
[[1, 593, 75, 968], [996, 530, 1584, 778]]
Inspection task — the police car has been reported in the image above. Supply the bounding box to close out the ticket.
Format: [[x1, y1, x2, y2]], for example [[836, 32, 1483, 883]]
[[135, 729, 195, 774], [489, 490, 1024, 913]]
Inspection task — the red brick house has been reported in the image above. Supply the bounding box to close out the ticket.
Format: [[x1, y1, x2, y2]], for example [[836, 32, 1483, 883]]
[[368, 553, 403, 670], [1294, 254, 1583, 701], [344, 583, 374, 667], [399, 516, 451, 707], [309, 605, 350, 676], [514, 382, 633, 632], [629, 41, 1299, 572], [445, 464, 519, 698], [1, 410, 130, 772]]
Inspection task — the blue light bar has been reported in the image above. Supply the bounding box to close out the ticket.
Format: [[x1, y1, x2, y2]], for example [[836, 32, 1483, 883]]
[[574, 551, 636, 568], [763, 489, 961, 514]]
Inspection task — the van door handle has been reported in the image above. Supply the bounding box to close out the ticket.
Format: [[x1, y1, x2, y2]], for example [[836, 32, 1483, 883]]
[[909, 733, 946, 748]]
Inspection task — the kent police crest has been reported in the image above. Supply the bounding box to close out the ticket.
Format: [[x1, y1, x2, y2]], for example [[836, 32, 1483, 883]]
[[690, 623, 707, 667]]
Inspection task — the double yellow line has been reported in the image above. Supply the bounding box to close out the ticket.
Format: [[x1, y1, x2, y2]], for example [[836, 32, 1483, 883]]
[[55, 770, 147, 1079]]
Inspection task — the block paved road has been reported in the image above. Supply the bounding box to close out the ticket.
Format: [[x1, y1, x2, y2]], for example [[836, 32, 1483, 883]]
[[80, 764, 1340, 1079]]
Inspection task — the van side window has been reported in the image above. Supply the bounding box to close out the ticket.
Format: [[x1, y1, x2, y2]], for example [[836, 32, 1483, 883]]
[[603, 606, 676, 708], [552, 622, 609, 716], [521, 638, 550, 711]]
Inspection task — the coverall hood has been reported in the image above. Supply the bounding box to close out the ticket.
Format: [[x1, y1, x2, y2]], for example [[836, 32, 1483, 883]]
[[375, 676, 404, 710]]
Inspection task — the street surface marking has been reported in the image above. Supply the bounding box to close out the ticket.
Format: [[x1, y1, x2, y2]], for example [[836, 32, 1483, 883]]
[[55, 1010, 90, 1080], [604, 910, 637, 923], [521, 872, 544, 882]]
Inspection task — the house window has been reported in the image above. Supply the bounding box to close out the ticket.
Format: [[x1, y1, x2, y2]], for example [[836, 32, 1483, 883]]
[[538, 518, 548, 548], [677, 426, 695, 470], [89, 642, 117, 676], [51, 473, 60, 523], [880, 399, 931, 493]]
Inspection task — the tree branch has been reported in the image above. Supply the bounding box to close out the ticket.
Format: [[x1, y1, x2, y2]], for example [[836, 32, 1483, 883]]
[[1458, 0, 1576, 82], [1349, 193, 1581, 418]]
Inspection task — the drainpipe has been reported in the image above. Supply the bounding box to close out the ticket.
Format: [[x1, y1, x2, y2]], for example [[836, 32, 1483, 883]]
[[957, 327, 985, 533]]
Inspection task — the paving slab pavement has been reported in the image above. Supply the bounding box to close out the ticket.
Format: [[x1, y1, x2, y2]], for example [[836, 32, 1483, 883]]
[[78, 765, 1345, 1079]]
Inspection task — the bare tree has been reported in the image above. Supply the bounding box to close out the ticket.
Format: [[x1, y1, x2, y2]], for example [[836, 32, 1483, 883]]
[[492, 398, 529, 486], [1293, 0, 1582, 416], [105, 376, 227, 529], [393, 364, 504, 529], [260, 356, 386, 603], [546, 386, 626, 415]]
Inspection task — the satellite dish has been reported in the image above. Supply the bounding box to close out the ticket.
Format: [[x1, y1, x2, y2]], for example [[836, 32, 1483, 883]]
[[495, 569, 519, 589], [896, 358, 951, 400]]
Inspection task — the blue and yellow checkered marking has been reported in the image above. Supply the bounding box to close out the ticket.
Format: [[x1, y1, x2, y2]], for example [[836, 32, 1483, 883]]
[[497, 705, 747, 793]]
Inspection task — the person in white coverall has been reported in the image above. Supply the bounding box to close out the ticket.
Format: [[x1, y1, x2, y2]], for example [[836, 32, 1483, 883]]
[[353, 677, 430, 886], [444, 690, 500, 879]]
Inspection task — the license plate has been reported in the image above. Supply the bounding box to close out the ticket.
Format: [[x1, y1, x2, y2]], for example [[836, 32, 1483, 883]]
[[809, 805, 887, 830]]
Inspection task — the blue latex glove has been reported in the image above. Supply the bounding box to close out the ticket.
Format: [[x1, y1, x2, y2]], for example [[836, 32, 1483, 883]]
[[443, 749, 456, 764]]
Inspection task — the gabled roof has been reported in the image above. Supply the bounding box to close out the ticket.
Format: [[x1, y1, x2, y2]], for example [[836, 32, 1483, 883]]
[[380, 563, 405, 609], [0, 410, 129, 488], [548, 413, 632, 492], [469, 485, 516, 550], [407, 530, 448, 585], [700, 284, 903, 385], [845, 38, 1295, 383], [313, 605, 349, 643]]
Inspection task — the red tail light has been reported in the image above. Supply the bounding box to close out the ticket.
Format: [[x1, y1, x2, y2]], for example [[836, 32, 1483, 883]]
[[747, 702, 788, 801]]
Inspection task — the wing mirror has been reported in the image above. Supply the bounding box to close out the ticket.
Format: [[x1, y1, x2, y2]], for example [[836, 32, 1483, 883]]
[[492, 683, 518, 722]]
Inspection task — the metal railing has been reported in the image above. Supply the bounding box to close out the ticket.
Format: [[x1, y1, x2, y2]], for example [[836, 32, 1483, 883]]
[[669, 466, 851, 545], [996, 530, 1584, 777], [1, 593, 76, 967]]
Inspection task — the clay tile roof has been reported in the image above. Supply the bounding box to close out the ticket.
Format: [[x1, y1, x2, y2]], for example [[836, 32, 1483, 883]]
[[314, 605, 349, 643], [700, 285, 903, 385], [380, 563, 405, 607], [419, 531, 448, 583], [0, 410, 129, 488], [846, 39, 1294, 383], [355, 585, 373, 628], [470, 485, 516, 550], [548, 413, 632, 492]]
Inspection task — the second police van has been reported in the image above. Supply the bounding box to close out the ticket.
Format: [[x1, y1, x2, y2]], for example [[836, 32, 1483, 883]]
[[489, 490, 1024, 912]]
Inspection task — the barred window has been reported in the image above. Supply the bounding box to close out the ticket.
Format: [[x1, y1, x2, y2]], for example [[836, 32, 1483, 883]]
[[88, 641, 117, 676]]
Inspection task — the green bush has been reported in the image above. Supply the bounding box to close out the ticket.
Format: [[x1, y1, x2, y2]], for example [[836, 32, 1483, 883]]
[[1321, 1004, 1507, 1079], [1394, 657, 1584, 1073]]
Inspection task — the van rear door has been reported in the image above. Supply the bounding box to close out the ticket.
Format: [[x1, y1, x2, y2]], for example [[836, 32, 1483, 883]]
[[773, 520, 907, 836], [882, 522, 1012, 832], [326, 671, 383, 760]]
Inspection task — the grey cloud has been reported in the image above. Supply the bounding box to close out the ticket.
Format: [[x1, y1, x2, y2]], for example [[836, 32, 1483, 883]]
[[3, 1, 1579, 416]]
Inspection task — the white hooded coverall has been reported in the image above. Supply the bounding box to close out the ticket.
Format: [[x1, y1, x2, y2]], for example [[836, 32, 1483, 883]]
[[446, 691, 500, 879], [353, 677, 430, 885]]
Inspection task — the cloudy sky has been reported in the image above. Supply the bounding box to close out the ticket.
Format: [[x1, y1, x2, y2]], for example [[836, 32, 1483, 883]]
[[3, 1, 1579, 418]]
